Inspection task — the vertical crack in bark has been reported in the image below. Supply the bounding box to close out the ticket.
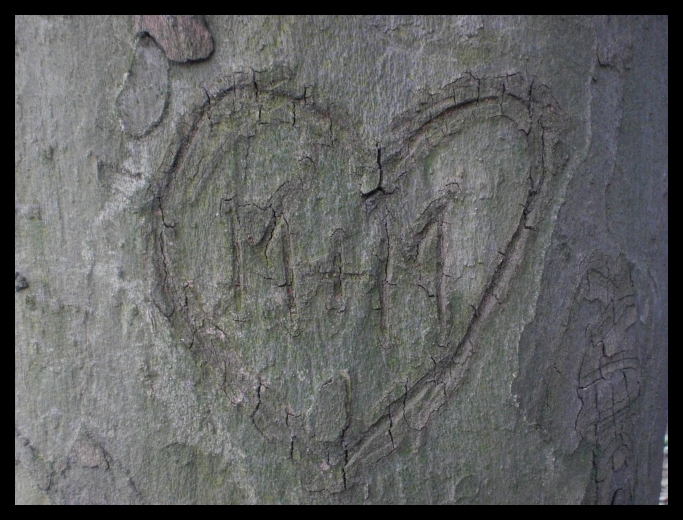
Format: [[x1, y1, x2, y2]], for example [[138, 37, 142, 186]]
[[376, 146, 384, 192], [342, 449, 348, 490], [250, 377, 265, 437], [388, 413, 395, 449], [332, 237, 343, 302], [361, 145, 387, 198], [281, 216, 297, 320], [435, 215, 447, 346], [379, 219, 391, 332], [321, 229, 347, 310], [226, 198, 243, 312]]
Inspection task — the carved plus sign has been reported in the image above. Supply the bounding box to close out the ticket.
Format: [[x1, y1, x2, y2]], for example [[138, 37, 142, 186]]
[[320, 249, 343, 300]]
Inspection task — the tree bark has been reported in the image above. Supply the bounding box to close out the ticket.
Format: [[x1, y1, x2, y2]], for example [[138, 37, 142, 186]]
[[15, 15, 667, 504]]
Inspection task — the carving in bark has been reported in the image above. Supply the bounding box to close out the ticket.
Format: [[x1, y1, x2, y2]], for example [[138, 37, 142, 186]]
[[152, 70, 569, 491]]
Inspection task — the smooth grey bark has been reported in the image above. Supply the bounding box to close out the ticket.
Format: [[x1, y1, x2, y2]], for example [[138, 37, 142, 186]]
[[15, 16, 667, 504]]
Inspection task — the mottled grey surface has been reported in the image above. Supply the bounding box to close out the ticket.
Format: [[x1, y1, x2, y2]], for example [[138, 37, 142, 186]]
[[15, 16, 667, 504]]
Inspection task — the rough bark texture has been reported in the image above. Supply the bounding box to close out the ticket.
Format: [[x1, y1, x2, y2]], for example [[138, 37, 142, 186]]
[[15, 16, 667, 504]]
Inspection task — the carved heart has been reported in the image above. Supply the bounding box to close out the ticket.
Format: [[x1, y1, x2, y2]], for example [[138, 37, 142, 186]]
[[153, 71, 567, 490]]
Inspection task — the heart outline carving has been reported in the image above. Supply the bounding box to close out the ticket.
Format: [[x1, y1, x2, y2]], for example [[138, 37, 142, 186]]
[[151, 69, 569, 492]]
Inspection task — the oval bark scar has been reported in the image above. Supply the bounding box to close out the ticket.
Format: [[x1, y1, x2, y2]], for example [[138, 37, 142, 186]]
[[116, 35, 168, 137]]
